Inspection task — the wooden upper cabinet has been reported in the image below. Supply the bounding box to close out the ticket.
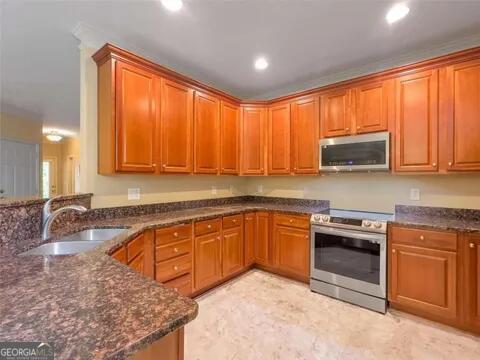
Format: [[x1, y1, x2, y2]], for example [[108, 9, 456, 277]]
[[194, 91, 220, 174], [291, 96, 319, 174], [354, 81, 389, 134], [268, 103, 291, 174], [443, 59, 480, 171], [395, 69, 439, 172], [320, 88, 352, 138], [115, 61, 158, 173], [220, 101, 240, 174], [463, 233, 480, 332], [160, 79, 194, 173], [241, 106, 266, 175]]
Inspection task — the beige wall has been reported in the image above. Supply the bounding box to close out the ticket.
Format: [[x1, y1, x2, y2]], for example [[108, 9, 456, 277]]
[[245, 174, 480, 212], [80, 44, 480, 212], [0, 112, 43, 143], [79, 45, 247, 209]]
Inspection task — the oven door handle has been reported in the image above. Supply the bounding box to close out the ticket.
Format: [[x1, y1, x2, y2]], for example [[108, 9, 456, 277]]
[[311, 225, 386, 243]]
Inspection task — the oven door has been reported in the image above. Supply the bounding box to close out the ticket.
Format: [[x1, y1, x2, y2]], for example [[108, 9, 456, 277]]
[[310, 225, 386, 298]]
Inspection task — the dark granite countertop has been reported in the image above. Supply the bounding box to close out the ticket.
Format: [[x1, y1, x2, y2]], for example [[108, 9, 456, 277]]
[[391, 205, 480, 233], [0, 197, 328, 360]]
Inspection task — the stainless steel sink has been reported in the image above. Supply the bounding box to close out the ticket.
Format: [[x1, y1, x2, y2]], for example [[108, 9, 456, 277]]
[[20, 241, 104, 256], [56, 228, 126, 242], [19, 228, 126, 256]]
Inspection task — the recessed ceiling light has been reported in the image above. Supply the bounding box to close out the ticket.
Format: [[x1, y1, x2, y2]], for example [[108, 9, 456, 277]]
[[386, 3, 410, 24], [161, 0, 183, 12], [254, 57, 269, 71]]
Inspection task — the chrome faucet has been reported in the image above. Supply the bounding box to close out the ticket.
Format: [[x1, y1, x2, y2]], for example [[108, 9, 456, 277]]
[[42, 197, 87, 240]]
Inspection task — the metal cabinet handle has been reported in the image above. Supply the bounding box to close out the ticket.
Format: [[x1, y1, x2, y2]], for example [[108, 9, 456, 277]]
[[346, 127, 350, 131], [163, 164, 166, 168], [419, 235, 425, 240], [448, 162, 452, 166], [173, 232, 178, 237], [470, 243, 476, 248], [432, 162, 437, 166], [207, 224, 212, 229], [357, 126, 361, 130], [173, 247, 179, 253], [392, 249, 396, 254], [233, 219, 237, 223], [173, 265, 178, 271], [289, 219, 294, 223]]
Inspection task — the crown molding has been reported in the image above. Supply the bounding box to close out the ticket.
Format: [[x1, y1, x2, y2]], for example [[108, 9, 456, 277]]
[[253, 32, 480, 100]]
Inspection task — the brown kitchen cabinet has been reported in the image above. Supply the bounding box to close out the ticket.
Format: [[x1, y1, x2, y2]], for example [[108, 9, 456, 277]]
[[354, 81, 390, 134], [194, 219, 222, 291], [268, 103, 291, 174], [160, 78, 194, 173], [241, 106, 267, 175], [463, 233, 480, 332], [394, 69, 439, 172], [441, 59, 480, 171], [255, 211, 271, 266], [194, 91, 220, 174], [320, 88, 352, 138], [291, 96, 319, 174], [220, 101, 240, 174], [244, 212, 256, 266], [389, 226, 458, 323], [113, 60, 159, 173], [222, 214, 244, 277]]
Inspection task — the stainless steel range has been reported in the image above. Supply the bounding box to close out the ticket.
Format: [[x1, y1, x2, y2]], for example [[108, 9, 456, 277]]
[[310, 209, 393, 313]]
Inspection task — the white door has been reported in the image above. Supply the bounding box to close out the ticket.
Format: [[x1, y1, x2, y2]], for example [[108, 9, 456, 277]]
[[0, 139, 40, 197]]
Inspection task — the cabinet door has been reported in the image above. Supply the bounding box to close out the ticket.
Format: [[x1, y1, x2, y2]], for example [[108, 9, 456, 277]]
[[241, 107, 266, 175], [355, 81, 389, 134], [395, 70, 439, 172], [194, 231, 222, 290], [463, 234, 480, 331], [160, 79, 194, 173], [268, 104, 291, 174], [220, 101, 240, 174], [291, 96, 319, 174], [115, 61, 158, 172], [222, 226, 244, 277], [390, 243, 457, 321], [244, 212, 256, 266], [255, 212, 270, 266], [443, 59, 480, 171], [194, 91, 220, 174], [274, 225, 309, 280], [320, 88, 352, 138]]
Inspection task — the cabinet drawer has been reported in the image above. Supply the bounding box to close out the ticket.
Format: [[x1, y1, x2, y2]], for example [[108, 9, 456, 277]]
[[222, 214, 243, 229], [274, 213, 310, 229], [155, 254, 191, 282], [164, 273, 192, 296], [155, 239, 191, 262], [155, 223, 192, 246], [194, 218, 222, 236], [111, 246, 126, 264], [127, 234, 144, 262], [390, 226, 457, 252]]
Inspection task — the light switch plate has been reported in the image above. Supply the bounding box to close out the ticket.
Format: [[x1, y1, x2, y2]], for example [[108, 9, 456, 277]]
[[410, 188, 420, 201], [128, 188, 140, 200]]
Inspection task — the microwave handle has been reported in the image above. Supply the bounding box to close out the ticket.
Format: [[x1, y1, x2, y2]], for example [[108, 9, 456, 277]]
[[311, 225, 386, 243]]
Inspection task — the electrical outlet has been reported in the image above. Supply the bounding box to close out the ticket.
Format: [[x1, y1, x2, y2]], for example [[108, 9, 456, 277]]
[[410, 188, 420, 201], [257, 185, 263, 194], [128, 188, 140, 200], [211, 185, 217, 195]]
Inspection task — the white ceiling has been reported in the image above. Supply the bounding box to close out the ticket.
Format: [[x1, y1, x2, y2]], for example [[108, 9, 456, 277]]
[[1, 0, 480, 132]]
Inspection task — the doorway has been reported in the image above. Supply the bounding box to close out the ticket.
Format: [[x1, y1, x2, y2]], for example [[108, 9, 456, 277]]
[[42, 156, 58, 198]]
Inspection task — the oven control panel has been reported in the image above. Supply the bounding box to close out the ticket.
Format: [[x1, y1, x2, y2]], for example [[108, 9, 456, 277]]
[[311, 214, 388, 233]]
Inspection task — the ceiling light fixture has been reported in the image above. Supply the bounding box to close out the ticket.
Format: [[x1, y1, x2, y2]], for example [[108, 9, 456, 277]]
[[46, 131, 63, 142], [254, 57, 269, 71], [161, 0, 183, 12], [386, 3, 410, 24]]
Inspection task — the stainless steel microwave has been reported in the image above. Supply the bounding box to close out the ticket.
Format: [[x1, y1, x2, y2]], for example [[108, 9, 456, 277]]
[[319, 132, 390, 172]]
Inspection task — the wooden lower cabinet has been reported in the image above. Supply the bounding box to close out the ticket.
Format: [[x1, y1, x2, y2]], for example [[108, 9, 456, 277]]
[[463, 233, 480, 332], [194, 230, 222, 291], [222, 223, 244, 277], [274, 225, 310, 281], [255, 212, 271, 266], [131, 327, 184, 360], [244, 213, 256, 266]]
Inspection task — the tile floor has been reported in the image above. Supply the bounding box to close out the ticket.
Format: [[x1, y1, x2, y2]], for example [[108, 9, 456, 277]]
[[185, 270, 480, 360]]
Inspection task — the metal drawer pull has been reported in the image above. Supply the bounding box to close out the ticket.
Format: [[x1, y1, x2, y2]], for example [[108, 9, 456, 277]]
[[173, 247, 179, 253], [419, 235, 424, 240], [392, 249, 396, 253], [207, 224, 212, 229], [173, 265, 178, 271], [173, 232, 178, 237], [233, 219, 237, 223], [470, 243, 476, 248], [289, 219, 294, 223]]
